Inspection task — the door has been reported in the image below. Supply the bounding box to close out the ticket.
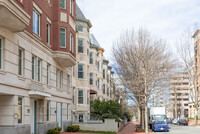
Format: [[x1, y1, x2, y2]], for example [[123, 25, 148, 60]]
[[56, 103, 62, 127], [31, 100, 37, 134]]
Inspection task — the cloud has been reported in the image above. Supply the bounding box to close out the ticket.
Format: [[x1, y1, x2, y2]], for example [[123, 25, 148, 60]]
[[77, 0, 200, 60]]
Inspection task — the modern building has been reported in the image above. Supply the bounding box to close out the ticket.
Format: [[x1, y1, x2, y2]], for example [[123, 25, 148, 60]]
[[0, 0, 76, 134], [168, 71, 189, 118]]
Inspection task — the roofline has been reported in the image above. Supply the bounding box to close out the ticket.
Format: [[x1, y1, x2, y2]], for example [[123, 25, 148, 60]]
[[192, 29, 200, 38], [76, 18, 92, 28]]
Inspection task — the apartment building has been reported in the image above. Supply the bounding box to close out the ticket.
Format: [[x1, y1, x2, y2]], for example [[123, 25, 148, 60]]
[[0, 0, 76, 134], [169, 71, 189, 118], [72, 5, 116, 123]]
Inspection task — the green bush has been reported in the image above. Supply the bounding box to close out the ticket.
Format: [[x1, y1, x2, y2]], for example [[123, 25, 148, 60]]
[[102, 113, 121, 122], [66, 125, 80, 132], [47, 129, 56, 134], [47, 127, 62, 134]]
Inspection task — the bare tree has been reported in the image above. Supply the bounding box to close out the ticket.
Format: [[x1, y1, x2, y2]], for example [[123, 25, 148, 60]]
[[176, 29, 199, 125], [112, 28, 175, 134]]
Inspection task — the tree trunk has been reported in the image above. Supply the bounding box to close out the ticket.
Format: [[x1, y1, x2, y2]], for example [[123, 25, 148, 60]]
[[145, 104, 148, 134], [142, 108, 144, 129], [195, 107, 198, 125]]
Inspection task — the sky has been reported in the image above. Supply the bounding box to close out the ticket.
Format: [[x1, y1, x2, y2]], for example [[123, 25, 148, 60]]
[[76, 0, 200, 61]]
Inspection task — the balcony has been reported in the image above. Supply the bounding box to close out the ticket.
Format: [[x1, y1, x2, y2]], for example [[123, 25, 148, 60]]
[[53, 51, 76, 67], [0, 0, 30, 31]]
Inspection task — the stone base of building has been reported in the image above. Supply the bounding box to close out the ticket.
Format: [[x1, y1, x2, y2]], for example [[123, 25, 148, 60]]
[[0, 121, 71, 134]]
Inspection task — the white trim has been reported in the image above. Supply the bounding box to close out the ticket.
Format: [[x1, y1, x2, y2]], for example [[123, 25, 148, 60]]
[[70, 33, 74, 52], [33, 10, 40, 36], [47, 17, 52, 24], [47, 23, 50, 44], [18, 48, 24, 76], [29, 91, 51, 97]]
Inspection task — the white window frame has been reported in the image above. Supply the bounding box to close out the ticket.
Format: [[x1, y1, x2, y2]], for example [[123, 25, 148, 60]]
[[47, 23, 50, 44], [33, 10, 40, 36], [78, 26, 83, 33], [70, 0, 74, 16], [18, 48, 24, 76], [78, 38, 84, 53], [70, 33, 74, 52], [0, 38, 3, 70], [60, 28, 66, 48], [78, 64, 84, 79], [32, 56, 36, 80]]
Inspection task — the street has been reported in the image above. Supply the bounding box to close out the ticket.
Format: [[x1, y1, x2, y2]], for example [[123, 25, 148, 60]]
[[153, 124, 200, 134]]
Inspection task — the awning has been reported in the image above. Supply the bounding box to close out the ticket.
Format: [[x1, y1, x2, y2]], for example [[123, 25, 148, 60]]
[[29, 91, 51, 97], [90, 89, 97, 94]]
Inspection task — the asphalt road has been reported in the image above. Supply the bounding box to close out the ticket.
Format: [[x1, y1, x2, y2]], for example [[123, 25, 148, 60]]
[[152, 124, 200, 134]]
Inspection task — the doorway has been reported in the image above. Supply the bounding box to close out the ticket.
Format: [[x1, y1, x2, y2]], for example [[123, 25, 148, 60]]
[[56, 103, 62, 127], [31, 100, 37, 134]]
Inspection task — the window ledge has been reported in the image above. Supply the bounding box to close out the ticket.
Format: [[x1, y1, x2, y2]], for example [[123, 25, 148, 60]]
[[33, 32, 42, 41], [0, 69, 6, 75], [18, 75, 26, 81], [31, 80, 43, 85]]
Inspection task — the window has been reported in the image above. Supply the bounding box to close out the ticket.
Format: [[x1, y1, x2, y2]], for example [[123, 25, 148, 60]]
[[67, 75, 70, 90], [70, 33, 74, 52], [89, 52, 93, 64], [47, 101, 50, 121], [18, 48, 24, 76], [18, 97, 23, 124], [78, 38, 84, 53], [87, 90, 90, 105], [47, 23, 50, 44], [67, 104, 69, 120], [70, 0, 74, 16], [56, 69, 63, 89], [103, 70, 105, 79], [19, 0, 23, 2], [97, 62, 100, 71], [78, 26, 83, 32], [73, 87, 75, 104], [47, 64, 51, 85], [73, 66, 75, 76], [33, 10, 40, 36], [37, 59, 42, 82], [78, 64, 84, 78], [103, 84, 105, 94], [107, 88, 109, 96], [60, 28, 66, 48], [60, 0, 66, 9], [0, 38, 2, 70], [97, 79, 100, 89], [78, 90, 84, 104], [32, 56, 36, 80], [90, 73, 93, 85]]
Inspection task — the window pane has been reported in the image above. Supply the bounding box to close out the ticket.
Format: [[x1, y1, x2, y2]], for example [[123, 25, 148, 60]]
[[90, 52, 93, 64], [33, 11, 40, 35], [60, 28, 66, 47], [78, 26, 83, 32], [47, 102, 50, 121], [90, 73, 93, 85], [47, 24, 50, 44], [47, 64, 50, 85], [18, 97, 22, 123], [56, 69, 59, 88], [60, 71, 63, 89], [78, 39, 84, 53], [70, 0, 73, 15], [38, 59, 41, 82], [0, 39, 2, 69], [70, 33, 74, 52], [78, 64, 83, 78], [78, 90, 83, 104], [32, 57, 35, 80], [18, 49, 23, 75], [73, 88, 75, 104], [60, 0, 66, 8]]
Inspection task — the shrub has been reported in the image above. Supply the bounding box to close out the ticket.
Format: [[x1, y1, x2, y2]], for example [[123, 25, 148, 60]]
[[102, 113, 121, 122], [47, 129, 56, 134], [66, 125, 80, 132]]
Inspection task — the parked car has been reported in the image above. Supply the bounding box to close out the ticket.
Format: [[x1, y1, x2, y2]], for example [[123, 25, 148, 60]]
[[177, 119, 188, 126], [172, 119, 178, 125], [152, 121, 169, 132]]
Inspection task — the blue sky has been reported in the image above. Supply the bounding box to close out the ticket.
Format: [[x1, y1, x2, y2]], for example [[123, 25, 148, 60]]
[[77, 0, 200, 61]]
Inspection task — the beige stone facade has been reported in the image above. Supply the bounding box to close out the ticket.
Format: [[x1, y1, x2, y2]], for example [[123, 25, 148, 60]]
[[168, 71, 189, 118]]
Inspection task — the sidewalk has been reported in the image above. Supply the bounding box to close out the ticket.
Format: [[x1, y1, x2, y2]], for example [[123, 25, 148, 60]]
[[118, 122, 152, 134], [188, 120, 200, 126]]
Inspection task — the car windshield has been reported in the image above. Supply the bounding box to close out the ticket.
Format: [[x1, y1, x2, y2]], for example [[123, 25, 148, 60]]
[[154, 121, 166, 124], [152, 115, 166, 121]]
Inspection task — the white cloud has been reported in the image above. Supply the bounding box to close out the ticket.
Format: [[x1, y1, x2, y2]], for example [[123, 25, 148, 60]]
[[77, 0, 200, 60]]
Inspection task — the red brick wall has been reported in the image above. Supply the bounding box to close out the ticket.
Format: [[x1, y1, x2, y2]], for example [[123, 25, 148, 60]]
[[13, 0, 76, 57]]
